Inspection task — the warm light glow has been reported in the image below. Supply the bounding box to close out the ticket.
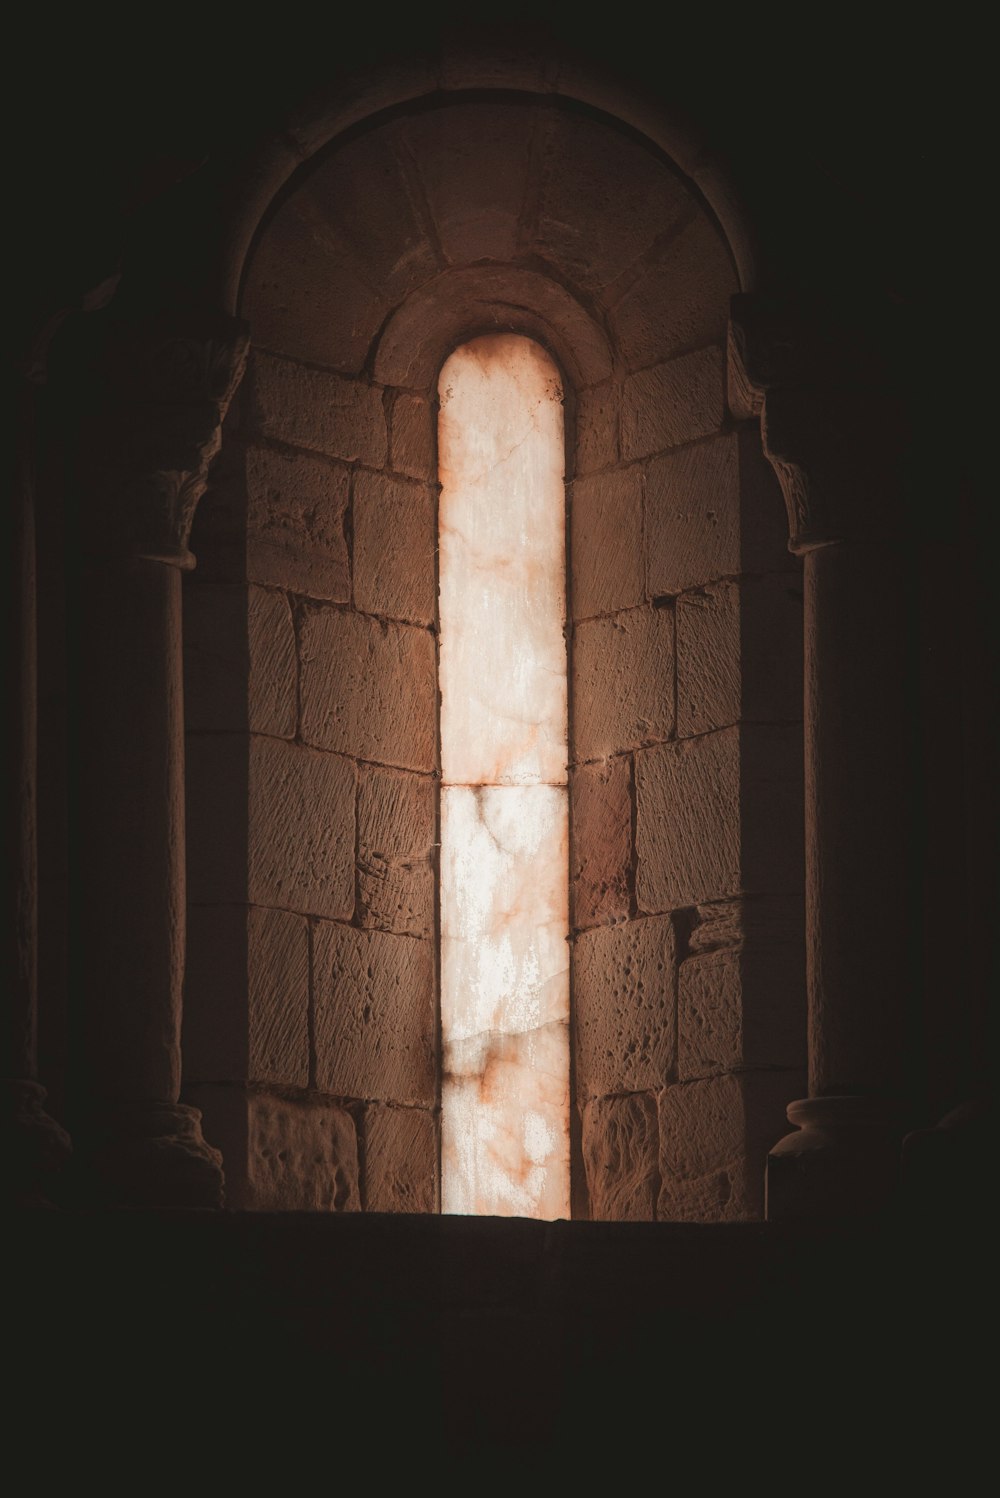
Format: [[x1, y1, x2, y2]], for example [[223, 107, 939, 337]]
[[438, 335, 570, 1219]]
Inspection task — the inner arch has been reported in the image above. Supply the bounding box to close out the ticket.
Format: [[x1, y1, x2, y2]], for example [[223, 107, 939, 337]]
[[438, 334, 570, 1219]]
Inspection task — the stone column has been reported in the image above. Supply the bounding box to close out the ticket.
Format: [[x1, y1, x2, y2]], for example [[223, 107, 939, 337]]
[[3, 384, 72, 1205], [76, 313, 248, 1208], [729, 297, 910, 1218]]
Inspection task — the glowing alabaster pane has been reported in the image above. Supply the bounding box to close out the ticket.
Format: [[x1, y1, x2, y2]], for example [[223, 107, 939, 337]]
[[438, 335, 567, 788], [439, 335, 570, 1220]]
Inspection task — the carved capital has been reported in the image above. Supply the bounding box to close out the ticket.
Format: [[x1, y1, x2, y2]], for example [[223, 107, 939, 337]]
[[728, 294, 906, 551], [84, 312, 249, 566]]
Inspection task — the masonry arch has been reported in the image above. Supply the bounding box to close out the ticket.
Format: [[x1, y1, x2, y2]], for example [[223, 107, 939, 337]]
[[179, 79, 806, 1220]]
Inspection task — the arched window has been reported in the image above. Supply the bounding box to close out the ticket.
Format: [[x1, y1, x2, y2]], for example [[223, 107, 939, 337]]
[[438, 334, 569, 1219]]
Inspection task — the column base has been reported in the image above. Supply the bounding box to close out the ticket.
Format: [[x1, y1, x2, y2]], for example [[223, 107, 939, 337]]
[[2, 1080, 73, 1207], [83, 1101, 224, 1210], [766, 1095, 900, 1221]]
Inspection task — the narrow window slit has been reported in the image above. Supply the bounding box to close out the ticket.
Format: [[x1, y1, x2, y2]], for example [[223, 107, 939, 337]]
[[438, 334, 570, 1219]]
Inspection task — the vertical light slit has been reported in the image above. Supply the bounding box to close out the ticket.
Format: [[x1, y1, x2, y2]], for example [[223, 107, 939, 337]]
[[438, 334, 569, 1219]]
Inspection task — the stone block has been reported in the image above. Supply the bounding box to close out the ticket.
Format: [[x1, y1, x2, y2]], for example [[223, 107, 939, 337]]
[[245, 443, 350, 601], [248, 587, 297, 737], [646, 432, 740, 594], [574, 383, 619, 476], [678, 897, 806, 1078], [636, 725, 803, 911], [299, 125, 439, 305], [353, 472, 436, 625], [314, 924, 436, 1105], [299, 605, 436, 772], [250, 351, 387, 467], [248, 735, 355, 919], [390, 393, 434, 482], [247, 906, 310, 1086], [242, 193, 386, 375], [533, 110, 692, 296], [363, 1104, 437, 1213], [736, 426, 797, 574], [572, 605, 674, 760], [570, 468, 644, 619], [570, 756, 631, 928], [582, 1093, 659, 1221], [402, 102, 534, 265], [573, 917, 676, 1097], [636, 731, 738, 911], [609, 215, 736, 370], [676, 575, 804, 736], [658, 1070, 802, 1221], [247, 1092, 360, 1212], [183, 904, 310, 1087], [357, 765, 435, 938], [621, 347, 725, 463]]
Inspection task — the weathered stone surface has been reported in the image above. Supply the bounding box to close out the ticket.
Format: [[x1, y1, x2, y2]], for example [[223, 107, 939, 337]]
[[402, 102, 534, 265], [574, 917, 676, 1097], [570, 756, 631, 927], [364, 1103, 437, 1213], [571, 468, 644, 619], [534, 110, 692, 295], [248, 906, 310, 1085], [636, 731, 737, 911], [242, 195, 387, 375], [250, 352, 387, 467], [248, 1092, 360, 1211], [573, 605, 674, 761], [658, 1070, 802, 1221], [582, 1093, 659, 1221], [676, 576, 804, 736], [678, 897, 806, 1078], [390, 393, 434, 482], [646, 432, 739, 594], [621, 347, 725, 463], [248, 735, 355, 919], [357, 765, 435, 937], [301, 126, 439, 305], [299, 606, 436, 772], [248, 587, 297, 737], [245, 444, 350, 601], [609, 215, 736, 370], [353, 472, 436, 625], [182, 905, 310, 1086], [574, 383, 619, 476], [313, 924, 436, 1104]]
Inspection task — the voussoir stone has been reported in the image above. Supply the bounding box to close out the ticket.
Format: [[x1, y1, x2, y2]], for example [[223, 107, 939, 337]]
[[573, 917, 676, 1098], [610, 214, 736, 371], [570, 755, 632, 928], [582, 1092, 659, 1221], [313, 924, 436, 1104], [573, 605, 674, 760], [364, 1104, 437, 1213], [299, 605, 437, 771]]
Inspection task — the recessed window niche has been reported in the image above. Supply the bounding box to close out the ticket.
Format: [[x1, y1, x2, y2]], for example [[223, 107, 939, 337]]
[[437, 334, 570, 1220]]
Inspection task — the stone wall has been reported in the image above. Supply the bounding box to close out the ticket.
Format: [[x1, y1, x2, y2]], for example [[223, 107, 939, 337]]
[[182, 94, 805, 1218]]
